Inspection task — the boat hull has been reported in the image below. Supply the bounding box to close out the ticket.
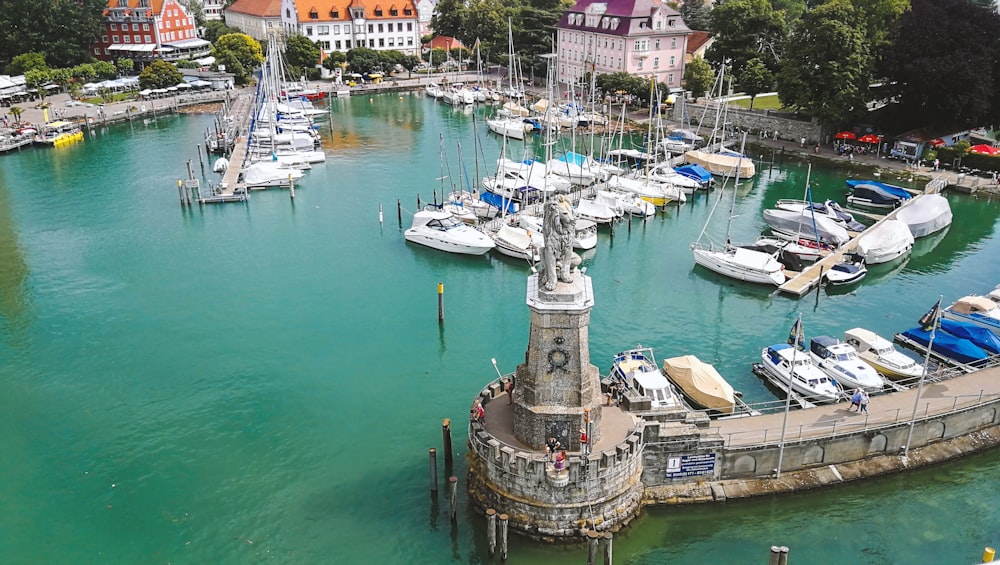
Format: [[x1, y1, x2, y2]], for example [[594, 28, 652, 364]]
[[692, 247, 785, 286], [404, 232, 493, 255]]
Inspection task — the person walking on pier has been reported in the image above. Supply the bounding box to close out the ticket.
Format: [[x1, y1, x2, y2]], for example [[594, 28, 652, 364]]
[[606, 380, 619, 406], [471, 400, 485, 424], [849, 388, 863, 411], [859, 391, 870, 415], [505, 377, 515, 405], [545, 437, 561, 461]]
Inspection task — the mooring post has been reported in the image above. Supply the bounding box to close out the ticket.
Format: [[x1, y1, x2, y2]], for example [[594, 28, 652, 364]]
[[378, 203, 384, 225], [289, 174, 295, 200], [769, 546, 781, 565], [197, 143, 204, 171], [417, 194, 421, 211], [778, 546, 789, 565], [442, 418, 453, 472], [602, 532, 613, 565], [587, 530, 600, 565], [448, 476, 458, 521], [177, 179, 186, 206], [498, 514, 509, 560], [438, 283, 445, 323], [186, 159, 194, 180], [983, 547, 996, 563], [816, 267, 824, 297], [486, 509, 497, 556], [397, 199, 402, 229], [429, 448, 438, 493]]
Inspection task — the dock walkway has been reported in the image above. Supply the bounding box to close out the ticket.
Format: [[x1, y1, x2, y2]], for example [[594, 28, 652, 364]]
[[214, 91, 254, 197]]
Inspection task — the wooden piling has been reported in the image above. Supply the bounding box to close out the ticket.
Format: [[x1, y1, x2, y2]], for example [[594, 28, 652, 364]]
[[486, 509, 497, 556], [177, 179, 186, 206], [448, 476, 458, 521], [498, 513, 509, 560], [417, 194, 421, 211], [429, 448, 438, 492], [437, 283, 445, 323], [197, 143, 204, 171], [378, 203, 384, 225], [603, 532, 613, 565], [397, 199, 402, 229], [769, 546, 781, 565], [587, 530, 600, 565], [777, 546, 789, 565], [289, 174, 295, 199], [442, 418, 453, 471]]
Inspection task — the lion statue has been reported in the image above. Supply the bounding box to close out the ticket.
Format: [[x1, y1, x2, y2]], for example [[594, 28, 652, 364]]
[[541, 195, 582, 291]]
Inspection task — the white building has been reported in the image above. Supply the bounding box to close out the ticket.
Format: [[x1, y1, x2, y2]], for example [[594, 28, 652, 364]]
[[224, 0, 285, 41], [284, 0, 421, 55]]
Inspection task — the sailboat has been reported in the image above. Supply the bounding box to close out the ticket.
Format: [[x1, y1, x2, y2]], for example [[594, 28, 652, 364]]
[[684, 65, 756, 179], [691, 134, 785, 286]]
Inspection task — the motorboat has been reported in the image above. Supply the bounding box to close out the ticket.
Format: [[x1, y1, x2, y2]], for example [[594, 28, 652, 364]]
[[760, 344, 841, 402], [939, 319, 1000, 355], [556, 151, 623, 181], [763, 208, 850, 246], [212, 157, 228, 173], [483, 158, 571, 200], [895, 194, 953, 238], [485, 116, 530, 140], [808, 336, 884, 392], [439, 201, 478, 224], [516, 214, 597, 250], [446, 191, 499, 221], [658, 128, 704, 154], [896, 326, 989, 365], [240, 161, 305, 188], [647, 164, 703, 193], [692, 244, 786, 285], [610, 347, 684, 410], [774, 199, 866, 232], [489, 223, 543, 263], [426, 82, 444, 98], [844, 327, 925, 381], [598, 189, 655, 218], [605, 174, 672, 207], [404, 210, 495, 255], [674, 164, 714, 189], [736, 241, 807, 274], [823, 252, 867, 286], [575, 197, 617, 225], [34, 121, 84, 147], [846, 182, 907, 209], [752, 236, 828, 263], [846, 179, 913, 201], [547, 155, 598, 186], [941, 295, 1000, 334], [987, 284, 1000, 305], [606, 148, 652, 168], [625, 169, 687, 203], [856, 219, 914, 264], [662, 355, 735, 414]]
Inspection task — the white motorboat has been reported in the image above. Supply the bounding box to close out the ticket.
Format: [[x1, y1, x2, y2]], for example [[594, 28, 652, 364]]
[[486, 116, 529, 140], [942, 295, 1000, 333], [844, 327, 925, 381], [212, 157, 228, 173], [575, 198, 616, 225], [606, 174, 672, 207], [774, 199, 866, 232], [752, 236, 828, 262], [662, 355, 736, 414], [596, 189, 655, 218], [987, 284, 1000, 305], [547, 156, 598, 186], [404, 210, 495, 255], [611, 347, 684, 410], [763, 208, 850, 246], [483, 159, 570, 201], [240, 161, 304, 188], [896, 193, 953, 238], [808, 336, 884, 392], [518, 214, 597, 250], [490, 223, 543, 263], [760, 344, 841, 403], [647, 163, 703, 193], [823, 252, 867, 286], [426, 82, 444, 98], [446, 191, 499, 220], [856, 218, 913, 264]]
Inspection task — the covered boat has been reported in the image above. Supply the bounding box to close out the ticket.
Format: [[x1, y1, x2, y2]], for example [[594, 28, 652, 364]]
[[846, 179, 913, 201], [763, 208, 850, 246], [895, 194, 953, 238], [942, 295, 1000, 334], [662, 355, 735, 414], [684, 148, 756, 178], [896, 327, 989, 365], [939, 319, 1000, 354], [674, 163, 714, 188], [846, 183, 906, 209], [856, 219, 914, 264]]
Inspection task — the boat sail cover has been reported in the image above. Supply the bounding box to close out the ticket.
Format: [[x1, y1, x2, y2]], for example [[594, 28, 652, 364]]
[[662, 355, 736, 413], [763, 208, 850, 245], [684, 148, 756, 178], [856, 219, 914, 263], [895, 194, 953, 238]]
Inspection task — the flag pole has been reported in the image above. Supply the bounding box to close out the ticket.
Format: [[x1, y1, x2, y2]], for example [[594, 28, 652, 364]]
[[904, 295, 942, 458], [776, 312, 802, 478]]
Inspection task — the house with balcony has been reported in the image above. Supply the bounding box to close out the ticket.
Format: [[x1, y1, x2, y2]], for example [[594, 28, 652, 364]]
[[285, 0, 421, 56], [93, 0, 211, 66], [224, 0, 286, 41], [556, 0, 691, 94], [203, 0, 224, 20]]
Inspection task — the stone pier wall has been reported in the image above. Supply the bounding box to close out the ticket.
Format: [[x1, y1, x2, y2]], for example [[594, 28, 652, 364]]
[[673, 102, 824, 145]]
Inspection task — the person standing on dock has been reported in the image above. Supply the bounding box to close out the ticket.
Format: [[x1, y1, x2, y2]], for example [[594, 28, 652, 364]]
[[505, 377, 514, 405], [859, 391, 870, 415], [849, 388, 863, 412]]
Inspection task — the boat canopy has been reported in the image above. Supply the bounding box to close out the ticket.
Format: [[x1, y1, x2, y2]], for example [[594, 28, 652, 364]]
[[857, 219, 914, 262], [674, 163, 712, 183], [845, 327, 892, 353], [896, 194, 953, 238], [809, 336, 839, 358], [949, 296, 998, 316], [662, 355, 735, 413], [479, 190, 519, 215], [846, 179, 913, 200], [940, 319, 1000, 354], [899, 327, 988, 364]]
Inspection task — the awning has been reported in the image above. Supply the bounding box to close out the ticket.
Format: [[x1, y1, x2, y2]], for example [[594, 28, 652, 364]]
[[163, 38, 210, 49], [107, 44, 125, 50]]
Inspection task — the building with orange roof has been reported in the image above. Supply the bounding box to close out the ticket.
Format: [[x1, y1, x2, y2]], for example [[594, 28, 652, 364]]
[[285, 0, 421, 56], [224, 0, 286, 41], [422, 35, 464, 51], [93, 0, 210, 65]]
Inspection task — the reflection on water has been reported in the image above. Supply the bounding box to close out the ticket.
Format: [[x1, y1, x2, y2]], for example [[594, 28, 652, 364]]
[[0, 173, 30, 341]]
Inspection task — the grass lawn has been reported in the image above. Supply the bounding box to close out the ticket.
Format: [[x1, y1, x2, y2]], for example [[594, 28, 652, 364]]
[[729, 93, 784, 110], [83, 93, 134, 105]]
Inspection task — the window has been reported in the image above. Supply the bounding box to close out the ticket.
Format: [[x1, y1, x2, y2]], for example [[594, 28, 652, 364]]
[[668, 18, 675, 27], [104, 48, 110, 54], [636, 58, 642, 69], [111, 23, 117, 31], [378, 23, 384, 32], [397, 36, 402, 45], [286, 8, 291, 17], [143, 23, 149, 31], [655, 19, 662, 30], [331, 10, 339, 18], [390, 8, 397, 15], [306, 26, 313, 35], [94, 48, 100, 54], [112, 35, 120, 42], [335, 40, 342, 49], [102, 34, 109, 42], [653, 57, 659, 68], [407, 37, 413, 45], [668, 73, 674, 84], [309, 9, 318, 19], [368, 39, 374, 47], [671, 38, 676, 49], [320, 40, 330, 49], [145, 35, 151, 42], [124, 35, 131, 43], [669, 55, 675, 66], [378, 38, 384, 46], [368, 24, 374, 32], [404, 8, 412, 15], [318, 25, 329, 34], [375, 9, 382, 16], [407, 22, 412, 31], [355, 24, 363, 33], [397, 22, 402, 31], [334, 25, 340, 34], [345, 39, 352, 48], [654, 39, 660, 49], [166, 20, 171, 28], [388, 38, 394, 46]]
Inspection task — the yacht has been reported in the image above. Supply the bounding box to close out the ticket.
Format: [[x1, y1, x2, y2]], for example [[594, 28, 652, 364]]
[[404, 210, 495, 255], [760, 344, 841, 403], [844, 328, 925, 381], [808, 336, 884, 392]]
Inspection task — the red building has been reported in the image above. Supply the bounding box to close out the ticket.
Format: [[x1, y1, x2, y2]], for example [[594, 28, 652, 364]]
[[93, 0, 211, 66]]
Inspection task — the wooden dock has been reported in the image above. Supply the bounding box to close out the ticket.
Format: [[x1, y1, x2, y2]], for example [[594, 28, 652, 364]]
[[212, 91, 254, 198]]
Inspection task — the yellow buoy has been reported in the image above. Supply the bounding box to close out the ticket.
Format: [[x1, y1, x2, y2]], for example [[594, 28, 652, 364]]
[[399, 96, 403, 101], [984, 547, 996, 563]]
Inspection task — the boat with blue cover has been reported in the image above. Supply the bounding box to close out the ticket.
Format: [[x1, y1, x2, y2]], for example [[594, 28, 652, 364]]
[[942, 295, 1000, 334], [895, 326, 989, 365], [846, 180, 911, 209], [939, 319, 1000, 354], [846, 179, 914, 200], [674, 163, 714, 188]]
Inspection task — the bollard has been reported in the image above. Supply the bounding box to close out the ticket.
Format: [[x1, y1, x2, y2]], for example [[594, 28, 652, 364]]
[[448, 476, 458, 521], [486, 509, 497, 556], [429, 448, 438, 493], [499, 513, 509, 560], [769, 546, 781, 565], [442, 418, 453, 472], [438, 283, 445, 323], [985, 548, 996, 563], [417, 194, 421, 211], [609, 218, 615, 239], [587, 530, 600, 565], [777, 545, 789, 565], [602, 532, 613, 565]]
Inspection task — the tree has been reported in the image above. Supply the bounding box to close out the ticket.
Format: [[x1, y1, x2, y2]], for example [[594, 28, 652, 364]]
[[769, 0, 807, 25], [512, 0, 574, 77], [346, 47, 381, 74], [462, 0, 508, 48], [682, 57, 713, 99], [93, 61, 117, 79], [204, 21, 241, 43], [116, 58, 135, 76], [7, 52, 48, 75], [175, 59, 200, 69], [71, 63, 97, 82], [878, 0, 1000, 130], [211, 33, 264, 84], [139, 60, 184, 90], [679, 0, 712, 31], [430, 0, 466, 40], [24, 68, 52, 100], [10, 106, 24, 125], [322, 51, 348, 72], [0, 0, 107, 67], [776, 0, 871, 126], [738, 58, 773, 109], [284, 35, 321, 70], [400, 55, 421, 78], [707, 0, 787, 75]]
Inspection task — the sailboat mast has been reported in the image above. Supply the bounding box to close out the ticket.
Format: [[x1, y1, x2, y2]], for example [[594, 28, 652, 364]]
[[722, 132, 749, 245]]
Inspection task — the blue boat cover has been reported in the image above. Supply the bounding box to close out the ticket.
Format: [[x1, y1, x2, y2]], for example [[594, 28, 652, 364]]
[[675, 164, 712, 183], [558, 151, 587, 166], [479, 190, 519, 215], [940, 319, 1000, 354], [899, 327, 988, 364], [845, 179, 912, 200]]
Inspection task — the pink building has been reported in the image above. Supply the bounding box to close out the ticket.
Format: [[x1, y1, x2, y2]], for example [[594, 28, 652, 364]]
[[556, 0, 691, 93]]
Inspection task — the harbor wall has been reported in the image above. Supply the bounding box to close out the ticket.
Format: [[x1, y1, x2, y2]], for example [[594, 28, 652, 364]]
[[675, 102, 824, 146]]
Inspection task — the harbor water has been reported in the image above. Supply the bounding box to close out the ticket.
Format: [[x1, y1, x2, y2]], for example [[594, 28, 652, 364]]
[[1, 93, 998, 563]]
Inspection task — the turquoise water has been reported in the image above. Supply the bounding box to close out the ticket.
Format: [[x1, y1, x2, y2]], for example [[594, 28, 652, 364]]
[[0, 94, 997, 563]]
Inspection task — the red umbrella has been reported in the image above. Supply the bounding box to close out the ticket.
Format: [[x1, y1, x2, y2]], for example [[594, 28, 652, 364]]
[[834, 131, 856, 140], [969, 144, 1000, 155], [858, 134, 880, 144], [928, 138, 945, 148]]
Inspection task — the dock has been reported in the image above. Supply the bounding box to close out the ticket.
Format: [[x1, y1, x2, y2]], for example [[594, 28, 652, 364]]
[[203, 90, 254, 202]]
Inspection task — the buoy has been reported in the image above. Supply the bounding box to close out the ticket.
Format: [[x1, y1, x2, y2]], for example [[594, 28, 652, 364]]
[[399, 96, 403, 101], [369, 98, 373, 103], [984, 547, 996, 562]]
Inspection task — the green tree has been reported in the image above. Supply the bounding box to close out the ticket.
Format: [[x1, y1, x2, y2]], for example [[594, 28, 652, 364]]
[[776, 0, 870, 126], [9, 105, 23, 125], [682, 57, 714, 99], [116, 58, 135, 75], [738, 58, 773, 109], [204, 20, 241, 43], [322, 51, 348, 72], [71, 63, 97, 82], [284, 35, 321, 70], [7, 52, 48, 75], [878, 0, 1000, 130], [24, 68, 52, 100], [177, 0, 206, 28], [378, 49, 405, 70], [707, 0, 786, 75], [212, 33, 264, 84], [400, 54, 421, 78], [679, 0, 712, 31], [346, 47, 381, 74], [512, 0, 573, 76], [769, 0, 807, 25], [139, 60, 185, 90], [462, 0, 508, 47], [92, 60, 115, 80], [430, 0, 467, 39], [175, 59, 200, 69], [0, 0, 107, 67]]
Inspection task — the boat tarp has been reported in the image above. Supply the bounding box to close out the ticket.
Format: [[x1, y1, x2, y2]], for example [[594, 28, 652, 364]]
[[662, 355, 735, 413], [684, 149, 755, 178], [857, 219, 914, 263], [675, 163, 712, 183], [669, 128, 703, 143], [479, 190, 519, 215], [763, 208, 850, 245], [559, 151, 587, 166], [940, 319, 1000, 354], [846, 179, 913, 200], [948, 295, 998, 316], [895, 194, 953, 238], [845, 327, 892, 352], [496, 224, 536, 250], [899, 327, 988, 364]]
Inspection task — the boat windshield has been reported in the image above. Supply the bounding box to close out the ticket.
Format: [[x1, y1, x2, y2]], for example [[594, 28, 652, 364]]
[[834, 352, 855, 361], [427, 216, 463, 231], [876, 346, 895, 355]]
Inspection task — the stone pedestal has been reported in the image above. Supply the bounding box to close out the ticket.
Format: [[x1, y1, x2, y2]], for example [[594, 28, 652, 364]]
[[512, 273, 603, 453]]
